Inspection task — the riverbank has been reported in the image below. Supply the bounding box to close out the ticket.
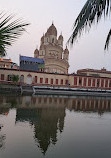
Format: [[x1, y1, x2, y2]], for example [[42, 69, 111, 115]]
[[0, 83, 21, 94], [33, 86, 111, 97], [0, 83, 35, 95], [1, 83, 111, 97]]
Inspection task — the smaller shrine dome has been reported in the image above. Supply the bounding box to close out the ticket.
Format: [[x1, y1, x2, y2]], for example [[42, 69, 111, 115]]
[[58, 34, 63, 40], [40, 43, 45, 50], [41, 34, 44, 43], [34, 48, 39, 54], [64, 46, 69, 54], [45, 32, 49, 37], [47, 23, 57, 36], [34, 48, 39, 58]]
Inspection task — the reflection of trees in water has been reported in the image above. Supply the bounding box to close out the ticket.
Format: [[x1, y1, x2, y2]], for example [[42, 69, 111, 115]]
[[0, 100, 9, 150], [0, 96, 22, 108], [0, 108, 9, 115], [0, 124, 6, 150], [0, 134, 6, 149], [0, 109, 8, 149]]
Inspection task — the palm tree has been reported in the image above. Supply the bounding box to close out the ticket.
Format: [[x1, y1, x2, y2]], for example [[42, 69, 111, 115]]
[[0, 12, 30, 56], [69, 0, 111, 50]]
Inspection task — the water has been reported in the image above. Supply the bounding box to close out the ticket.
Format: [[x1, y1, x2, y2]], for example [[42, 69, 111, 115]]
[[0, 95, 111, 158]]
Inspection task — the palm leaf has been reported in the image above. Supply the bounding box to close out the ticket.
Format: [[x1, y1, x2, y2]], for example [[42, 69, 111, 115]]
[[104, 28, 111, 49], [0, 12, 30, 56], [68, 0, 111, 49]]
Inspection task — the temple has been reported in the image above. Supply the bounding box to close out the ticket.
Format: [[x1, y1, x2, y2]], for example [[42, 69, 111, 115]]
[[34, 23, 69, 74]]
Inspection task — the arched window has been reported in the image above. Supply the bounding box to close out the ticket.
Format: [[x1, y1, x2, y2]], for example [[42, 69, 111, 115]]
[[56, 79, 58, 85], [45, 78, 48, 84], [1, 74, 4, 80], [35, 76, 37, 83], [61, 79, 63, 85], [42, 51, 44, 55], [52, 38, 54, 43], [40, 78, 43, 83], [20, 75, 24, 83], [51, 79, 53, 84], [27, 74, 32, 77]]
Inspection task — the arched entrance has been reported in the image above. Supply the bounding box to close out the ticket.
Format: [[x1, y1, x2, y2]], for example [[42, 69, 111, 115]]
[[26, 74, 32, 84], [20, 75, 24, 83]]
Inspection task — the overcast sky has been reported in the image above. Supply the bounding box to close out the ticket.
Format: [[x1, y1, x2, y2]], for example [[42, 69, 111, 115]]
[[0, 0, 111, 73]]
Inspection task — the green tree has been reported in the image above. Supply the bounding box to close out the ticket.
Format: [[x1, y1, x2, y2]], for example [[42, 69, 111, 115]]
[[12, 74, 19, 83], [69, 0, 111, 50], [0, 12, 30, 56]]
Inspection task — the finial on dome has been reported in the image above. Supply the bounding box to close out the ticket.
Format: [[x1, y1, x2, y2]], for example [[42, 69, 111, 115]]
[[64, 45, 69, 53], [52, 21, 54, 25]]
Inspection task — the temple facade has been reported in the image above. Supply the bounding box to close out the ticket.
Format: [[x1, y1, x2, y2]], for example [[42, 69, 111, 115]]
[[34, 23, 69, 74]]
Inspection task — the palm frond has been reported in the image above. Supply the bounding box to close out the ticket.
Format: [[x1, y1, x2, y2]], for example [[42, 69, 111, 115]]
[[104, 28, 111, 49], [0, 12, 30, 56], [68, 0, 111, 49]]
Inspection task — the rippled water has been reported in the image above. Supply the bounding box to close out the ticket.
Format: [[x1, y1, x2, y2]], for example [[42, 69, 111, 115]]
[[0, 95, 111, 158]]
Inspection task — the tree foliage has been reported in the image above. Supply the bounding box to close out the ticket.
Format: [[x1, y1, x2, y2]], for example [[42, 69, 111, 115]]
[[0, 12, 30, 56], [69, 0, 111, 50], [12, 74, 19, 83]]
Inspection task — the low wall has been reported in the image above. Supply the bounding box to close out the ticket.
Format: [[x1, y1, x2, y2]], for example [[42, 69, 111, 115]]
[[0, 83, 21, 94]]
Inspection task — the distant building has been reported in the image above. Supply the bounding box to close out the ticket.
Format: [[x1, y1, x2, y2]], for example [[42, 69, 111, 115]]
[[34, 23, 69, 74], [20, 55, 44, 72], [77, 68, 111, 78], [0, 58, 18, 69]]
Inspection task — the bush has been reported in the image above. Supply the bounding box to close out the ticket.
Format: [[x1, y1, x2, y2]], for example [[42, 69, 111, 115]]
[[12, 75, 19, 83]]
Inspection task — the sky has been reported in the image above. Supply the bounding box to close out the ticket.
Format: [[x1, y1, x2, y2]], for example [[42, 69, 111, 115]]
[[0, 0, 111, 73]]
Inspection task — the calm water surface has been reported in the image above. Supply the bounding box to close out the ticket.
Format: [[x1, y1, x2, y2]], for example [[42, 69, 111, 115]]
[[0, 95, 111, 158]]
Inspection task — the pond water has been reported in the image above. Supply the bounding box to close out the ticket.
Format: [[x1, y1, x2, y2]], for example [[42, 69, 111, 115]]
[[0, 95, 111, 158]]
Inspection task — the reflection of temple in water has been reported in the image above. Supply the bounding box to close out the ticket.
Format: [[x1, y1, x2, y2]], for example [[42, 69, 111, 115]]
[[16, 108, 65, 154], [68, 97, 111, 115], [1, 95, 111, 115], [13, 96, 111, 115], [16, 96, 66, 154], [1, 95, 111, 153], [33, 107, 65, 154], [15, 95, 111, 153]]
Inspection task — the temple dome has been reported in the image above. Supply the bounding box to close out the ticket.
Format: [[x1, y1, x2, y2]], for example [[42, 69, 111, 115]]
[[47, 23, 57, 36], [45, 32, 49, 37], [41, 34, 44, 43], [34, 48, 39, 58], [40, 43, 45, 50], [58, 34, 63, 40], [64, 46, 69, 54], [34, 48, 39, 54]]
